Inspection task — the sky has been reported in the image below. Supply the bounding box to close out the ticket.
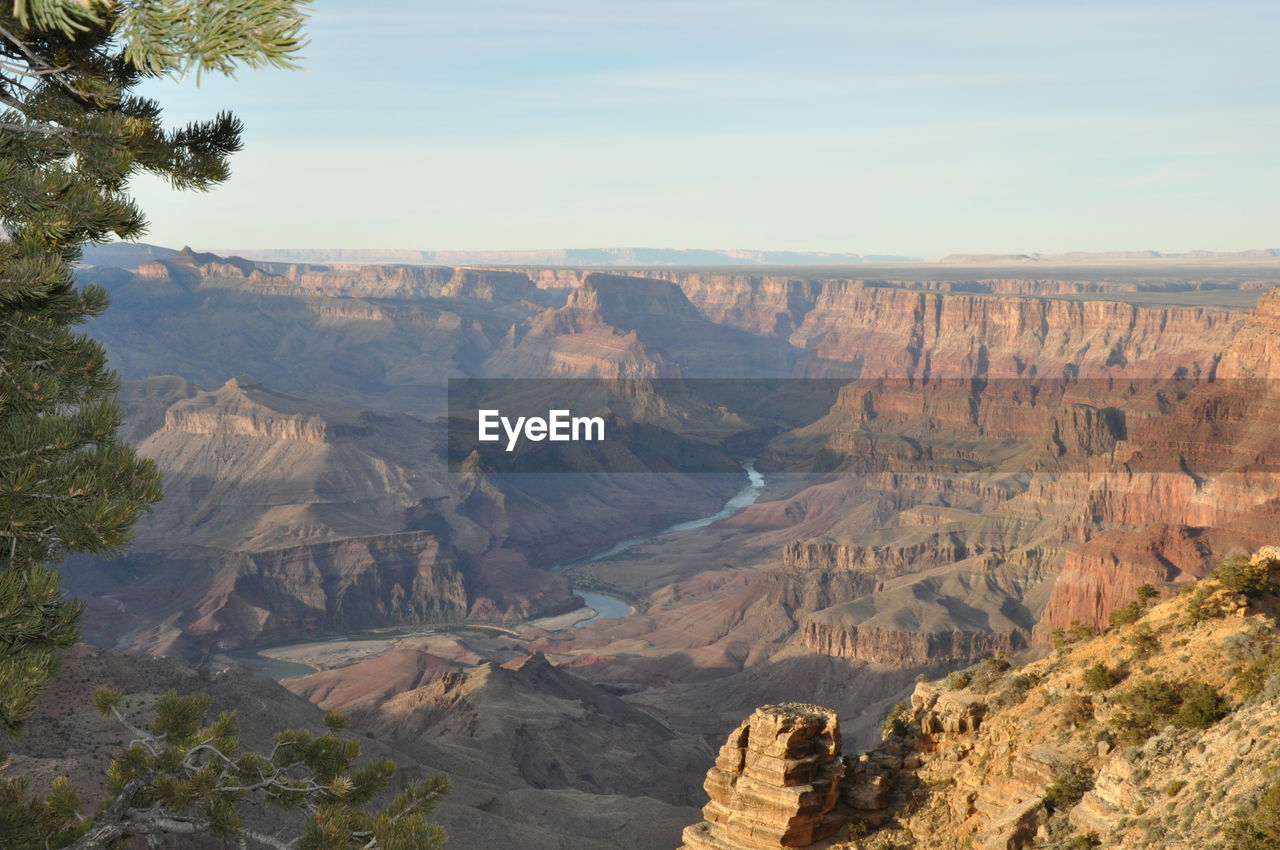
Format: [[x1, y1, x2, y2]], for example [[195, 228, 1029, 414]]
[[129, 0, 1280, 258]]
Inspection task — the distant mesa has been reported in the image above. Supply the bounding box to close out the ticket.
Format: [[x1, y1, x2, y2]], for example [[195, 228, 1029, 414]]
[[80, 241, 922, 271], [79, 241, 179, 269], [941, 248, 1280, 264], [203, 246, 922, 267], [80, 241, 1280, 271]]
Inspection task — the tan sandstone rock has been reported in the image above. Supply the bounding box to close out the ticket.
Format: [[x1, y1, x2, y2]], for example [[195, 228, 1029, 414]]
[[680, 704, 845, 849]]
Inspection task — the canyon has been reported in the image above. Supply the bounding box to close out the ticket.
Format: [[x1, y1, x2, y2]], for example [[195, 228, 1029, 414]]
[[36, 246, 1280, 847]]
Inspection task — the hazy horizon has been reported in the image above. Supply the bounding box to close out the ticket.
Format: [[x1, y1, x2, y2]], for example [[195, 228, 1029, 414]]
[[91, 240, 1280, 270]]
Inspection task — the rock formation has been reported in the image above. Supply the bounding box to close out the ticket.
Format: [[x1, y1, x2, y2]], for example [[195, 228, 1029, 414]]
[[486, 272, 797, 379], [680, 703, 846, 849]]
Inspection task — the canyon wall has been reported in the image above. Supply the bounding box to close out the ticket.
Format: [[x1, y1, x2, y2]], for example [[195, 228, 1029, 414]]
[[801, 619, 1030, 666], [75, 251, 1280, 670], [1034, 291, 1280, 633]]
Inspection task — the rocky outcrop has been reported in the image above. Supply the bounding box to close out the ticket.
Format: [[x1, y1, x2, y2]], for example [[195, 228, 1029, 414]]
[[318, 651, 712, 811], [680, 704, 846, 849], [285, 646, 464, 711], [644, 273, 825, 338], [777, 283, 1277, 655], [1204, 286, 1280, 380], [1027, 291, 1280, 633], [683, 551, 1280, 850], [785, 283, 1236, 379], [118, 531, 583, 655], [912, 682, 988, 739], [634, 274, 1246, 367], [134, 246, 271, 289], [162, 377, 337, 444], [276, 262, 452, 299], [133, 247, 543, 304], [1037, 525, 1210, 633]]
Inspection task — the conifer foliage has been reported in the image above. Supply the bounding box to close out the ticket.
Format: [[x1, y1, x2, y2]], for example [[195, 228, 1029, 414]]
[[1, 3, 451, 847], [2, 688, 451, 849], [0, 0, 306, 729], [0, 0, 308, 736]]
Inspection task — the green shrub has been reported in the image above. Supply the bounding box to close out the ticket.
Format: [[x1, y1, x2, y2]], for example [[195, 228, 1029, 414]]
[[1165, 780, 1187, 797], [881, 700, 911, 739], [1235, 658, 1274, 701], [983, 653, 1013, 675], [1053, 621, 1097, 650], [1215, 555, 1272, 597], [1123, 677, 1182, 716], [1185, 584, 1222, 624], [995, 673, 1038, 707], [1044, 765, 1094, 813], [1223, 632, 1268, 665], [1111, 677, 1182, 743], [969, 653, 1015, 694], [1125, 623, 1160, 659], [946, 671, 972, 691], [1136, 584, 1159, 604], [1174, 682, 1229, 729], [1083, 663, 1121, 692], [1109, 601, 1143, 628]]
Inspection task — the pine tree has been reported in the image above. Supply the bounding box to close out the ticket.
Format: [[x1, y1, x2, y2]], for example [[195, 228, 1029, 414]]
[[0, 0, 305, 732], [0, 4, 451, 847]]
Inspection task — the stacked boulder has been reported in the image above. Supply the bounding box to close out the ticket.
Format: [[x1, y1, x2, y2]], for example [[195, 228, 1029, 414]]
[[680, 703, 845, 849]]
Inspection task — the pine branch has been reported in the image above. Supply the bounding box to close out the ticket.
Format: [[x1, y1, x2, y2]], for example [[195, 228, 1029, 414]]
[[75, 692, 446, 849], [0, 56, 70, 77], [0, 20, 88, 98], [236, 828, 296, 850], [0, 119, 72, 134]]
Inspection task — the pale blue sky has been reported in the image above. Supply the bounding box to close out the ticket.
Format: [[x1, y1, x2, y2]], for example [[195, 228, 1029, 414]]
[[130, 0, 1280, 257]]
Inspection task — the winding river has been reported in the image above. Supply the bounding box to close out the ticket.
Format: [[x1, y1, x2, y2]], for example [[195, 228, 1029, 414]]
[[554, 459, 766, 627], [229, 460, 766, 677]]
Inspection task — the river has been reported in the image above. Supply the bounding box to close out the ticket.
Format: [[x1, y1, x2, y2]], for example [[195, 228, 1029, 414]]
[[554, 459, 766, 627]]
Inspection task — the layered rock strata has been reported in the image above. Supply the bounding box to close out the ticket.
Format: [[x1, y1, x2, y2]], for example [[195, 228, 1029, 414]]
[[801, 620, 1029, 667], [680, 704, 846, 849]]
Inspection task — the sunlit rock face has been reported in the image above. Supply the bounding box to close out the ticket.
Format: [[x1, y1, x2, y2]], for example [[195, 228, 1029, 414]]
[[680, 703, 845, 849]]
